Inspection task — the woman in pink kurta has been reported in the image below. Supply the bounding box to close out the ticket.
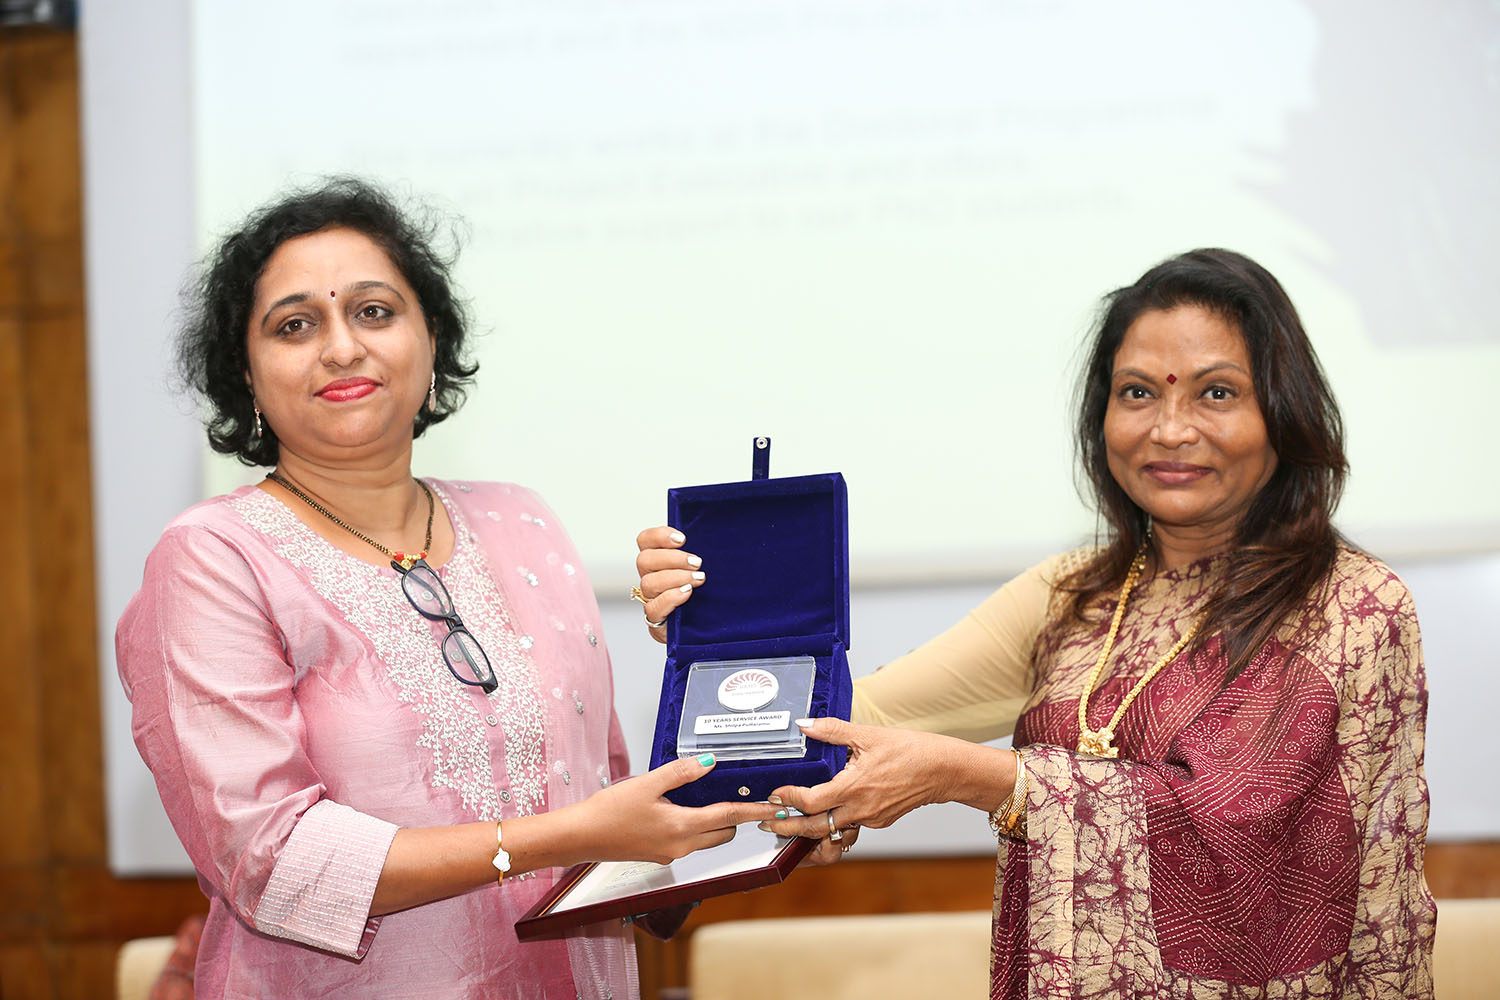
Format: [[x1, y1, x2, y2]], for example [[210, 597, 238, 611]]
[[122, 481, 632, 996], [638, 249, 1435, 997], [119, 178, 769, 999]]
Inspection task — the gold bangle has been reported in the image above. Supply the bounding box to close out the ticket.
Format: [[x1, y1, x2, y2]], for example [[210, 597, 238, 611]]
[[989, 748, 1025, 837], [988, 749, 1028, 841], [1004, 752, 1028, 840]]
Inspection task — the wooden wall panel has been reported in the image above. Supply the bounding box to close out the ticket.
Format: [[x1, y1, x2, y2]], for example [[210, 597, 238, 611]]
[[0, 29, 204, 1000], [0, 32, 58, 1000], [0, 309, 45, 874], [1425, 842, 1500, 900], [9, 35, 100, 878]]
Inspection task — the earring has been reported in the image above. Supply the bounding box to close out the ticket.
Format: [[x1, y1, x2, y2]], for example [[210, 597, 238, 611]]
[[427, 372, 437, 412], [250, 404, 263, 446]]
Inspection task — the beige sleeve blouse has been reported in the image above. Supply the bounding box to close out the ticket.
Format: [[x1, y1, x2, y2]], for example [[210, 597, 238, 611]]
[[849, 553, 1074, 743]]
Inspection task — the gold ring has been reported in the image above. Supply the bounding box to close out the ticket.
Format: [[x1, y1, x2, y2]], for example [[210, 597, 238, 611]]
[[841, 843, 851, 854], [629, 586, 648, 606]]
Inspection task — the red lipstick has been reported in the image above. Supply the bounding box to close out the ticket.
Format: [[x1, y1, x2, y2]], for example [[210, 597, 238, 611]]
[[316, 377, 378, 402]]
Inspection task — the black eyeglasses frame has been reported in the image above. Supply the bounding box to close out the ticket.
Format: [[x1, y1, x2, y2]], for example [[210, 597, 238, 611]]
[[394, 558, 498, 695]]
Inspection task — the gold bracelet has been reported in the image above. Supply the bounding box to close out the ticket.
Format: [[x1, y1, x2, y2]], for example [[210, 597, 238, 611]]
[[989, 748, 1026, 838], [1003, 752, 1028, 841], [492, 821, 512, 887]]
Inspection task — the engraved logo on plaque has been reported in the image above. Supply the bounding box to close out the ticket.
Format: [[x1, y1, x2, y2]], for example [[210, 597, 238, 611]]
[[717, 668, 779, 712]]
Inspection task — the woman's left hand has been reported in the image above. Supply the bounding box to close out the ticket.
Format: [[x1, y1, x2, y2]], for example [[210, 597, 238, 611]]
[[757, 718, 1006, 860]]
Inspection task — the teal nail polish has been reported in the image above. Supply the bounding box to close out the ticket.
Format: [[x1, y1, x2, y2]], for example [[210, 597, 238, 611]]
[[775, 810, 788, 820], [697, 753, 715, 767]]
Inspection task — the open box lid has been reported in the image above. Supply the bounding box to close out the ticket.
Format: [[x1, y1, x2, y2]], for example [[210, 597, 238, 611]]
[[665, 471, 850, 652]]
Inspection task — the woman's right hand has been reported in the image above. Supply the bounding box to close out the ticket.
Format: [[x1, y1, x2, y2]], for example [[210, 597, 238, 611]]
[[634, 526, 705, 643], [576, 753, 778, 865], [375, 753, 779, 914]]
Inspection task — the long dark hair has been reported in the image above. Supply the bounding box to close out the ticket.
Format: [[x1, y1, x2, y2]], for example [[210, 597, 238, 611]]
[[1067, 248, 1348, 680], [176, 176, 477, 466]]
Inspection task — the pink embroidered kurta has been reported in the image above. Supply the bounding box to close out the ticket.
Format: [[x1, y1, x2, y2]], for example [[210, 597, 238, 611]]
[[118, 481, 638, 999], [854, 546, 1434, 999]]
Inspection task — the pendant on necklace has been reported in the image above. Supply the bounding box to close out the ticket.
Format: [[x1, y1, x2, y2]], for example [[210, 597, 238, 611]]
[[1077, 728, 1120, 758]]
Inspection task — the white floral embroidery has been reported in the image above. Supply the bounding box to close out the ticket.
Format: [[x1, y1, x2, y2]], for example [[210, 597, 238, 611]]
[[439, 491, 548, 816], [1300, 708, 1333, 737], [1227, 789, 1292, 838], [1169, 833, 1219, 887], [1247, 899, 1285, 946], [231, 486, 547, 820], [1180, 945, 1215, 976], [1296, 813, 1346, 871], [1181, 716, 1237, 759]]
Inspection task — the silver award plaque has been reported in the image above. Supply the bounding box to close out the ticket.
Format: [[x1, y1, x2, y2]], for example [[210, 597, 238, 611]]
[[677, 656, 818, 760]]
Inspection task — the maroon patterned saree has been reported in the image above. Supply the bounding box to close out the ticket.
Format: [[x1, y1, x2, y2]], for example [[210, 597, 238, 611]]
[[990, 548, 1434, 999]]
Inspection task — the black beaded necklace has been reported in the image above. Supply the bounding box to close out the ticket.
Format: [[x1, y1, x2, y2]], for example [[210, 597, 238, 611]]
[[266, 472, 434, 570]]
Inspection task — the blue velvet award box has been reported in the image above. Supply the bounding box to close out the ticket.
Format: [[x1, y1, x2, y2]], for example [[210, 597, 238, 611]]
[[648, 460, 852, 808]]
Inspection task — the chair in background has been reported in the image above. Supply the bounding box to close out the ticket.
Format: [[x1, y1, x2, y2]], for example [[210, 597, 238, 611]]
[[115, 914, 203, 1000], [690, 912, 991, 1000], [1433, 897, 1500, 999], [115, 936, 175, 1000], [689, 899, 1500, 1000]]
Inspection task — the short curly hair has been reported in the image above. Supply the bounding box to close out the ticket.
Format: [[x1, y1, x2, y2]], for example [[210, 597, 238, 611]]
[[176, 176, 478, 466]]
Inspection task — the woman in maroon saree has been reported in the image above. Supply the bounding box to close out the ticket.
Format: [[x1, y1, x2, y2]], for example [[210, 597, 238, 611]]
[[637, 249, 1435, 997]]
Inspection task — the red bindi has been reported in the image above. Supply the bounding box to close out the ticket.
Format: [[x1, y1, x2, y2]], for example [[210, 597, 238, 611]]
[[330, 291, 336, 298], [1166, 373, 1177, 384]]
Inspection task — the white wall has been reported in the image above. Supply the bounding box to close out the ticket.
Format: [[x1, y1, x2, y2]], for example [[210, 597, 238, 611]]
[[81, 1, 1499, 873], [188, 0, 1500, 587], [80, 0, 202, 873]]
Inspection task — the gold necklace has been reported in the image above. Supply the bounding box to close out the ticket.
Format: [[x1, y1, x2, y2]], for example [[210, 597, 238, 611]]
[[1076, 543, 1201, 758], [267, 472, 434, 570]]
